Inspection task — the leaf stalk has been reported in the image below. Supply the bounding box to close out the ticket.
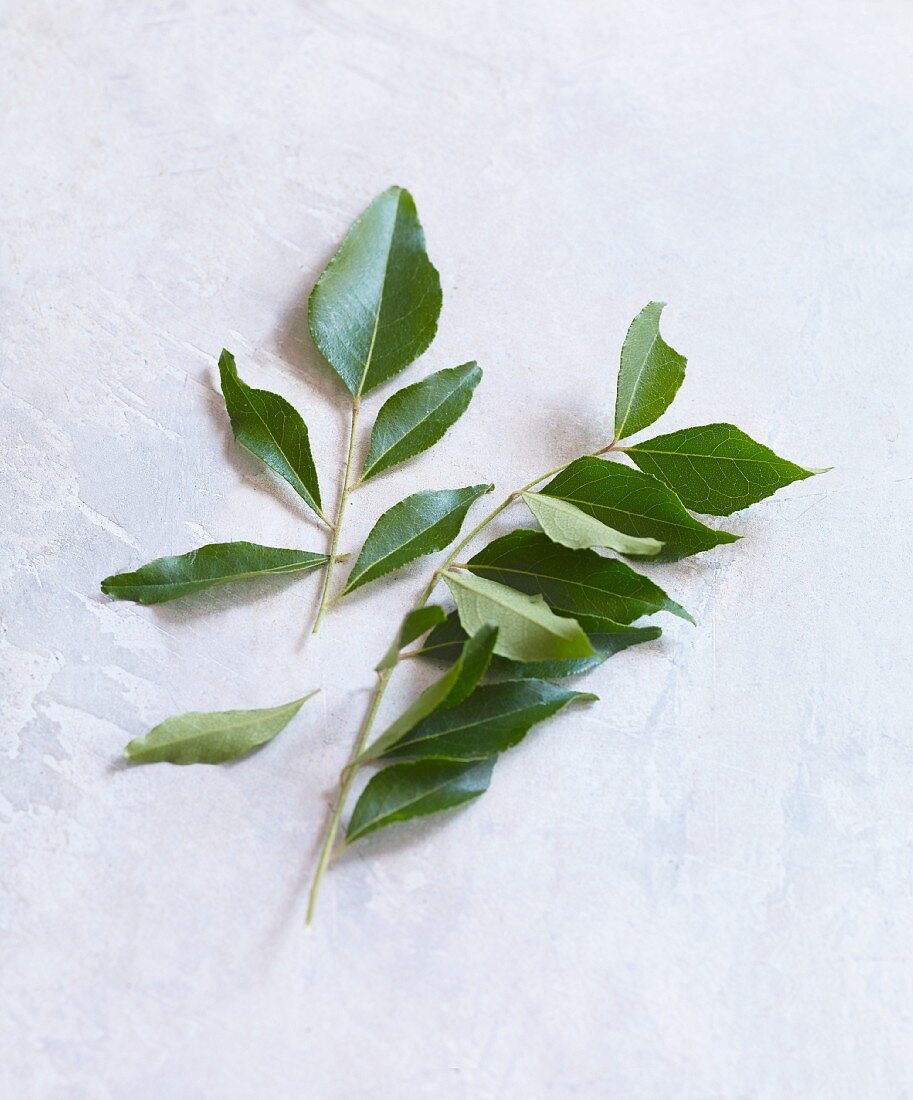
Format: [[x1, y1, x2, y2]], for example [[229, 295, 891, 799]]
[[312, 399, 361, 634]]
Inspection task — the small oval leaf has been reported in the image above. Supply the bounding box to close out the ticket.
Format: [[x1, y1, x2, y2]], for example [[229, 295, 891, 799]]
[[343, 484, 492, 594], [125, 692, 316, 765], [101, 542, 329, 605], [422, 610, 662, 679], [540, 457, 738, 559], [346, 759, 495, 844], [623, 423, 821, 515], [360, 362, 482, 482], [381, 680, 597, 763], [521, 491, 662, 556], [308, 186, 442, 397], [443, 570, 595, 662], [614, 302, 687, 440], [465, 530, 692, 626], [218, 350, 324, 522], [360, 624, 498, 762]]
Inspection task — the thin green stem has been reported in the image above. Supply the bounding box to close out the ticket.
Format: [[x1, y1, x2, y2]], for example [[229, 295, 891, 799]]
[[312, 399, 360, 634], [305, 439, 618, 920], [306, 667, 392, 924]]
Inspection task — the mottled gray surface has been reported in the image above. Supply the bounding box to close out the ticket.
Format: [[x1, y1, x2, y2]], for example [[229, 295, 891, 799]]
[[2, 2, 911, 1097]]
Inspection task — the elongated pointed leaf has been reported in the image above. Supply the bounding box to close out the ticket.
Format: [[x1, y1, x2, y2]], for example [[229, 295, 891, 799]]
[[360, 363, 482, 482], [308, 186, 442, 397], [444, 570, 595, 662], [360, 624, 498, 762], [464, 530, 692, 626], [382, 680, 596, 763], [218, 350, 324, 521], [614, 302, 687, 440], [346, 758, 494, 844], [375, 605, 448, 670], [344, 484, 492, 594], [101, 542, 329, 605], [422, 610, 661, 679], [521, 491, 662, 556], [623, 423, 822, 515], [125, 693, 316, 765], [540, 457, 738, 558]]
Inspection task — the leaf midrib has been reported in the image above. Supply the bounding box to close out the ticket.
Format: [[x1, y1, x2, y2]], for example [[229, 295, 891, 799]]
[[617, 327, 662, 438]]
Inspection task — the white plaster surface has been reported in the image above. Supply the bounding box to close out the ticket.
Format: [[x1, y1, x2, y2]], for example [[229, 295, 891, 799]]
[[2, 1, 912, 1096]]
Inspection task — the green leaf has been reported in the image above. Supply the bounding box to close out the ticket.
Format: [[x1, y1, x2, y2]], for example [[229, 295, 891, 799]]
[[381, 680, 597, 763], [540, 457, 738, 559], [343, 484, 492, 594], [218, 350, 324, 522], [308, 186, 442, 397], [464, 530, 692, 627], [521, 490, 662, 556], [346, 758, 495, 844], [614, 301, 687, 440], [443, 570, 595, 662], [360, 363, 482, 483], [101, 542, 329, 605], [360, 624, 498, 762], [124, 693, 316, 765], [622, 423, 822, 515], [375, 605, 448, 670], [422, 610, 662, 679]]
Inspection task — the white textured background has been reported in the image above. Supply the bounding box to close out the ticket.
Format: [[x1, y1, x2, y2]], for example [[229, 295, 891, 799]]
[[3, 2, 912, 1097]]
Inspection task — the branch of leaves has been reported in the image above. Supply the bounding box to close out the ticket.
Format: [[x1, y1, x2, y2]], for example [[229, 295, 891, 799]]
[[319, 298, 826, 858]]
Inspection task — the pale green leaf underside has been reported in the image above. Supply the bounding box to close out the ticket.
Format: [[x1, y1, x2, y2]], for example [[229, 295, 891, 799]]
[[361, 362, 482, 482], [218, 350, 323, 521], [344, 484, 492, 594], [101, 542, 329, 605], [421, 609, 662, 679], [308, 186, 442, 397], [125, 693, 316, 765], [346, 758, 495, 843], [614, 301, 687, 440], [464, 530, 693, 627], [521, 491, 662, 556], [381, 679, 596, 763], [444, 570, 595, 662], [623, 422, 821, 515], [540, 457, 738, 558], [375, 605, 447, 670]]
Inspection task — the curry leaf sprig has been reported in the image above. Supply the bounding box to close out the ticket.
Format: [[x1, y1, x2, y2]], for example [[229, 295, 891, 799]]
[[305, 298, 825, 920], [100, 187, 481, 761], [97, 187, 824, 924]]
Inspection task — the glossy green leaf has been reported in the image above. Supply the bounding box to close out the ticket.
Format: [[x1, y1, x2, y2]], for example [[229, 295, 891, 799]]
[[218, 350, 324, 522], [308, 186, 442, 397], [381, 680, 596, 763], [375, 605, 448, 670], [360, 624, 498, 762], [622, 423, 822, 515], [343, 484, 492, 594], [464, 530, 692, 627], [101, 542, 329, 605], [346, 758, 495, 844], [614, 301, 687, 440], [521, 490, 662, 556], [443, 570, 595, 662], [124, 693, 316, 765], [360, 363, 482, 483], [422, 610, 661, 679], [540, 457, 738, 558]]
